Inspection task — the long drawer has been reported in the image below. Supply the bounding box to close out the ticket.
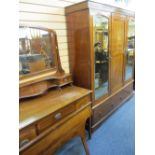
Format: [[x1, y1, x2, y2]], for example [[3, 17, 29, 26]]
[[37, 94, 91, 133], [92, 83, 133, 127], [37, 103, 75, 133], [111, 83, 133, 108]]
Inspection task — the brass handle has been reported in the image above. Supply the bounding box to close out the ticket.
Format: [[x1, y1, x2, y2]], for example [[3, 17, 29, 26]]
[[20, 139, 29, 148], [54, 113, 62, 120]]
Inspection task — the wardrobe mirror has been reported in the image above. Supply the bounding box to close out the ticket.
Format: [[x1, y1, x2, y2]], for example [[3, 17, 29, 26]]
[[93, 15, 109, 99], [125, 19, 135, 81]]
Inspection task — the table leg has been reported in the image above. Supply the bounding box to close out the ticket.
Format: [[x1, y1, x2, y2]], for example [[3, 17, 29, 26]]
[[81, 137, 90, 155]]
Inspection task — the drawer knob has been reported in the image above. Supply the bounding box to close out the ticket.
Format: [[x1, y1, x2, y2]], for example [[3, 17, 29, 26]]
[[54, 113, 62, 120], [20, 139, 29, 148]]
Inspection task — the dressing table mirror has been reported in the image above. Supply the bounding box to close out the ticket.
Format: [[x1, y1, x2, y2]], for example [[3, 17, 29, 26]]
[[19, 27, 57, 76], [19, 26, 72, 99]]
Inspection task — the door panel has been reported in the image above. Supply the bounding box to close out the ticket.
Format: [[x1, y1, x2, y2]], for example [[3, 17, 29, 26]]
[[111, 13, 125, 56], [110, 55, 123, 92], [110, 13, 125, 92]]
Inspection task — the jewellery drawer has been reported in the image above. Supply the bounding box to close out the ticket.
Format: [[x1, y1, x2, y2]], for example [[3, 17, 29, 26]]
[[75, 95, 91, 109], [37, 104, 75, 133], [19, 125, 37, 148], [62, 76, 72, 83], [53, 75, 72, 85]]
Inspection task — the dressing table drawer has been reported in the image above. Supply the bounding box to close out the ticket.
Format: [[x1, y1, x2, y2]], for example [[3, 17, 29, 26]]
[[20, 126, 37, 147], [62, 76, 72, 83], [75, 95, 91, 109], [37, 104, 75, 133]]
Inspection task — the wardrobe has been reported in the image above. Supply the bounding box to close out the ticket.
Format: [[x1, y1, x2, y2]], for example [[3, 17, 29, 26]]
[[65, 1, 135, 131]]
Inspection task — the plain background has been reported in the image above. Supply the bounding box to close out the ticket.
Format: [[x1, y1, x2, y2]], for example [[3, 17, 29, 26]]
[[0, 0, 155, 154]]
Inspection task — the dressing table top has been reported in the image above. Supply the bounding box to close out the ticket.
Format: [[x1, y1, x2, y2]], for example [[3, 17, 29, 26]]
[[20, 86, 91, 130]]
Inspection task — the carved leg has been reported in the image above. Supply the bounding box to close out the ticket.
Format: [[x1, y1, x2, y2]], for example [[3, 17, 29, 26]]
[[78, 124, 90, 155], [81, 136, 90, 155]]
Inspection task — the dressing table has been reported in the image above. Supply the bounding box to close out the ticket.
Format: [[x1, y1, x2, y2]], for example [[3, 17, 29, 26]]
[[19, 26, 92, 155]]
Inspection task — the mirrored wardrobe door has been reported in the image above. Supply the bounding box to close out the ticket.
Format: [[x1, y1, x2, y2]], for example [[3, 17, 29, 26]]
[[124, 18, 135, 81], [93, 15, 109, 100]]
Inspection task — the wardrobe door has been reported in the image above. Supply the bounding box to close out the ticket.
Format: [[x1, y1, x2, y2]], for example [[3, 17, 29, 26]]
[[110, 13, 125, 93], [124, 17, 135, 82], [93, 15, 109, 100]]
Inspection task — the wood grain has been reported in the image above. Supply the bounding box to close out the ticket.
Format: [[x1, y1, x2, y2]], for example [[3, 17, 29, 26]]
[[110, 13, 125, 93], [20, 86, 91, 130], [65, 1, 135, 130]]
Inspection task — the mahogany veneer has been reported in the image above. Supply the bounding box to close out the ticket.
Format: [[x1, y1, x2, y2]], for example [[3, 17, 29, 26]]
[[65, 1, 135, 131]]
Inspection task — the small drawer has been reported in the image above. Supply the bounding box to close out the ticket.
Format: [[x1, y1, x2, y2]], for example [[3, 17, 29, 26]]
[[76, 95, 91, 109], [57, 78, 67, 84], [19, 125, 37, 147], [53, 76, 72, 85], [63, 77, 70, 83], [62, 76, 72, 84], [37, 104, 75, 133]]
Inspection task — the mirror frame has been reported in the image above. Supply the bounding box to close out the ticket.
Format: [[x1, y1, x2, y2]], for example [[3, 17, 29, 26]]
[[19, 25, 67, 99]]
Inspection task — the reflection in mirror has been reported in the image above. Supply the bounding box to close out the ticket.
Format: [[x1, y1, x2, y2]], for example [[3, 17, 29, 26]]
[[93, 16, 109, 99], [19, 27, 56, 76], [125, 19, 135, 81]]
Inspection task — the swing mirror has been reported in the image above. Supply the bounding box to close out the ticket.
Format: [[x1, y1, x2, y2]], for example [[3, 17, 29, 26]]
[[19, 26, 57, 77]]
